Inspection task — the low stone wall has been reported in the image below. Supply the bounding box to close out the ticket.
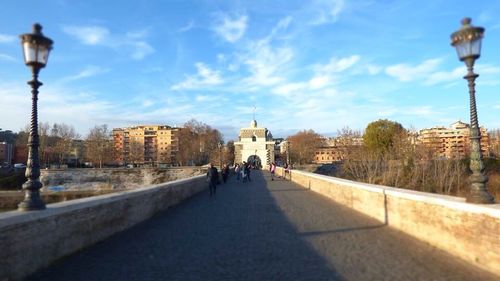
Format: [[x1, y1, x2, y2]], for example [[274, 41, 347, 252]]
[[39, 167, 204, 191], [275, 167, 500, 276], [0, 175, 206, 281]]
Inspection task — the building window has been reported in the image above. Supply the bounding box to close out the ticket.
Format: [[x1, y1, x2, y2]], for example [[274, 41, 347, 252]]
[[252, 136, 256, 142]]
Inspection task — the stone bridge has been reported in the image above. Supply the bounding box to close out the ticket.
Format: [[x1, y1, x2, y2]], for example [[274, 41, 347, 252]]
[[1, 169, 499, 280]]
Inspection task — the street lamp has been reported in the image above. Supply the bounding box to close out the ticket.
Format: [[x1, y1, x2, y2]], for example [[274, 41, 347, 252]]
[[450, 18, 494, 204], [218, 141, 223, 168], [17, 23, 53, 211]]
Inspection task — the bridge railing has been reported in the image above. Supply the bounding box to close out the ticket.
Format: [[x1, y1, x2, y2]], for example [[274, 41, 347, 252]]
[[0, 175, 206, 281], [275, 166, 500, 276]]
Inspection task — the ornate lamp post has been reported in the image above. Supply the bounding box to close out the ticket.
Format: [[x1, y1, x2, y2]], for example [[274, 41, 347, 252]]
[[450, 18, 494, 204], [18, 23, 53, 211]]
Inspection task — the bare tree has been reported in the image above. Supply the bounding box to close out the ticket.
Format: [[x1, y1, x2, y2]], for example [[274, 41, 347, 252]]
[[287, 129, 325, 165], [128, 139, 144, 165], [490, 129, 500, 158], [178, 119, 223, 166], [85, 125, 112, 168], [51, 123, 79, 165]]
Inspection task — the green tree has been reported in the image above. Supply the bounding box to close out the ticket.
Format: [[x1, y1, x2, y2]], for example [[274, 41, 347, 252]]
[[363, 119, 406, 155]]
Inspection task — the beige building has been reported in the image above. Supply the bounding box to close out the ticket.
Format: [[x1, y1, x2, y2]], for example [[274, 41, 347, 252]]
[[113, 125, 180, 166], [234, 120, 275, 168], [418, 121, 490, 159], [314, 137, 363, 164]]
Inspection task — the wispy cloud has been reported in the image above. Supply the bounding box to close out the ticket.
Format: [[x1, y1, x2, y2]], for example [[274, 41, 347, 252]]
[[367, 64, 382, 75], [178, 20, 195, 32], [272, 82, 307, 96], [62, 25, 109, 45], [385, 58, 500, 86], [314, 55, 361, 74], [0, 82, 115, 134], [62, 25, 154, 60], [385, 58, 442, 82], [213, 13, 248, 43], [424, 66, 463, 85], [171, 62, 223, 90], [266, 16, 293, 41], [130, 41, 154, 60], [243, 40, 293, 87], [60, 65, 110, 82], [0, 53, 16, 62], [0, 33, 16, 43], [309, 0, 345, 25]]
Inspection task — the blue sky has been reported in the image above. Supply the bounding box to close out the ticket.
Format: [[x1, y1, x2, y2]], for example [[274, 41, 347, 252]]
[[0, 0, 499, 141]]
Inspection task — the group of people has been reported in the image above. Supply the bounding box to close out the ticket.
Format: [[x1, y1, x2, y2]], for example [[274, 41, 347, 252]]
[[206, 163, 231, 196], [206, 161, 292, 196], [234, 162, 253, 182]]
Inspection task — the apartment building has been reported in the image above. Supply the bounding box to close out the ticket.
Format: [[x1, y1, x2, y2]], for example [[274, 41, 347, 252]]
[[418, 121, 490, 159], [113, 125, 180, 166], [314, 137, 363, 164]]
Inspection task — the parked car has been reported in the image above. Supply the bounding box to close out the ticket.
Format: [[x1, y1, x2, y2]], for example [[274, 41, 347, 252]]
[[14, 163, 26, 168]]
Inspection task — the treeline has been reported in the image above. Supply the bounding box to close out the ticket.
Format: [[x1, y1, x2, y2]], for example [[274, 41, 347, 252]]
[[177, 119, 234, 166], [9, 119, 229, 168], [286, 119, 499, 198]]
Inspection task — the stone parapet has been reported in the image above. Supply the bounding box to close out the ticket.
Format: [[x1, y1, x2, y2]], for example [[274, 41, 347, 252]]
[[275, 167, 500, 276], [0, 175, 206, 280]]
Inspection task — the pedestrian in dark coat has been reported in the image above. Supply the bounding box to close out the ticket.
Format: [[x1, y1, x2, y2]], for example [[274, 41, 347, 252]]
[[222, 164, 230, 183], [207, 163, 218, 196], [245, 163, 251, 182]]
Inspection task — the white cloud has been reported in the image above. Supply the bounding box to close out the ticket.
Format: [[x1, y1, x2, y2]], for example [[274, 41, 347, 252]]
[[314, 55, 361, 74], [308, 75, 331, 90], [424, 66, 463, 85], [385, 58, 442, 82], [406, 106, 433, 116], [214, 14, 248, 43], [385, 58, 500, 86], [243, 41, 293, 87], [272, 82, 307, 96], [130, 41, 154, 60], [309, 0, 345, 25], [0, 53, 16, 62], [63, 25, 109, 45], [0, 33, 16, 43], [0, 82, 115, 135], [171, 62, 223, 90], [62, 25, 154, 60], [195, 95, 210, 102]]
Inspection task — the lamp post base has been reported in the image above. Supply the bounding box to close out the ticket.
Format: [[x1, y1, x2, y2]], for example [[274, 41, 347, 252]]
[[18, 180, 46, 211], [466, 178, 495, 204], [18, 196, 46, 211]]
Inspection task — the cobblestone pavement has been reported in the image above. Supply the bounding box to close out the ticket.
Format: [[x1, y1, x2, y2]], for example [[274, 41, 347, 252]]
[[29, 171, 498, 281]]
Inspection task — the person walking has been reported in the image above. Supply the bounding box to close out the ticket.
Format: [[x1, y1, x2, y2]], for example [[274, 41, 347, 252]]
[[235, 163, 241, 181], [245, 162, 251, 182], [207, 163, 218, 197], [284, 163, 290, 180], [270, 162, 276, 181], [222, 164, 230, 183]]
